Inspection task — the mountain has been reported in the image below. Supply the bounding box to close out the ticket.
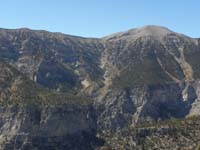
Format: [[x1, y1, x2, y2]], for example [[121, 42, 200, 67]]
[[0, 25, 200, 149]]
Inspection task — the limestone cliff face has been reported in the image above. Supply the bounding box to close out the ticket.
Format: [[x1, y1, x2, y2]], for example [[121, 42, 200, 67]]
[[0, 26, 200, 149], [0, 105, 99, 150], [0, 62, 101, 150], [96, 82, 198, 132]]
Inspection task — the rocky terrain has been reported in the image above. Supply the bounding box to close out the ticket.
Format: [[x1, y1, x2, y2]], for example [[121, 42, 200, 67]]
[[0, 25, 200, 149]]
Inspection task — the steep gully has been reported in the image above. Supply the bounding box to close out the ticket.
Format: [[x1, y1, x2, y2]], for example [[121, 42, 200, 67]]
[[154, 43, 200, 117]]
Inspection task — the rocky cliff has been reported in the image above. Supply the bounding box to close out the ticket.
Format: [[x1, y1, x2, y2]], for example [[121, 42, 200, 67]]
[[0, 61, 102, 149]]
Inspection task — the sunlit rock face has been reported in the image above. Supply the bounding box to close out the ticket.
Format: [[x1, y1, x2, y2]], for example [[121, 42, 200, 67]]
[[0, 26, 200, 149]]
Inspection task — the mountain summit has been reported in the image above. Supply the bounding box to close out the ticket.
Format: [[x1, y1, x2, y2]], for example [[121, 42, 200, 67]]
[[104, 25, 197, 46], [104, 25, 173, 40]]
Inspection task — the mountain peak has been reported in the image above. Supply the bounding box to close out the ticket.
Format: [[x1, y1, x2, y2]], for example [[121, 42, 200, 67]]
[[103, 25, 174, 41], [133, 25, 172, 35]]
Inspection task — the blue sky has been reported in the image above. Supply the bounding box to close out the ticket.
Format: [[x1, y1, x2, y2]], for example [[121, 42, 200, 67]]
[[0, 0, 199, 38]]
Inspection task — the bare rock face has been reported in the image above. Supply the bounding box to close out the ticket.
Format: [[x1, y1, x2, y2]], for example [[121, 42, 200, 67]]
[[0, 105, 100, 150], [0, 61, 102, 150], [0, 26, 200, 149]]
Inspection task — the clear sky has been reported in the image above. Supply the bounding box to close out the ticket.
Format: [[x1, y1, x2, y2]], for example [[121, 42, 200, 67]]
[[0, 0, 199, 38]]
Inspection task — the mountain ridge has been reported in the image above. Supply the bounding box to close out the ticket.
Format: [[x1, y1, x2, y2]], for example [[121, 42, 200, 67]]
[[0, 25, 198, 39]]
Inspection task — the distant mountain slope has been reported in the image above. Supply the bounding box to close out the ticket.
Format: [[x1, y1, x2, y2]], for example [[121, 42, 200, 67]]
[[97, 25, 200, 132], [0, 28, 104, 93]]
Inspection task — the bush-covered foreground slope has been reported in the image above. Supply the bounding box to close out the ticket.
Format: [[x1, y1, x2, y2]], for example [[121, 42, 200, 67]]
[[99, 116, 200, 150]]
